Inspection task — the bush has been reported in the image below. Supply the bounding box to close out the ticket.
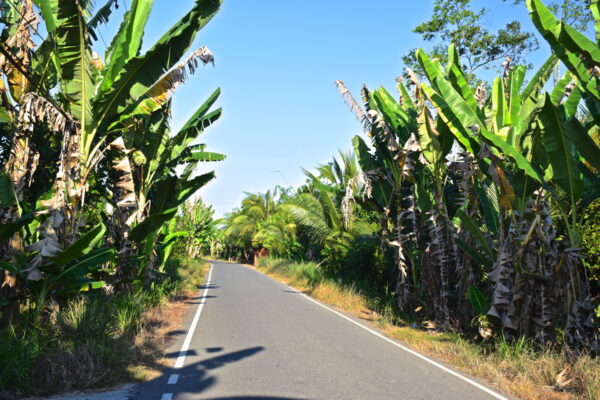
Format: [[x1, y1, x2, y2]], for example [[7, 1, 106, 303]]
[[286, 262, 323, 286], [581, 198, 600, 314], [0, 257, 208, 397]]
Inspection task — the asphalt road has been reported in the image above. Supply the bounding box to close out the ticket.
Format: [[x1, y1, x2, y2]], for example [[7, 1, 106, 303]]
[[133, 261, 511, 400]]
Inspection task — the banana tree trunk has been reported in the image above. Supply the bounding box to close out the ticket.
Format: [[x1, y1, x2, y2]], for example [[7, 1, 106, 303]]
[[0, 100, 40, 328]]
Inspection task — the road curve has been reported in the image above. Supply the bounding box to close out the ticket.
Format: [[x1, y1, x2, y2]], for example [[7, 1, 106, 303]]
[[134, 261, 511, 400]]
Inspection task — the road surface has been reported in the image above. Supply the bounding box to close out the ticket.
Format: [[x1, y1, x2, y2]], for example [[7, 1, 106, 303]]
[[133, 261, 511, 400]]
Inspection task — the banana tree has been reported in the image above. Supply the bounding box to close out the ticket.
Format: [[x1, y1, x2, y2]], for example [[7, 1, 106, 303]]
[[337, 79, 439, 319], [20, 0, 220, 241], [0, 0, 224, 324], [109, 96, 225, 285], [527, 0, 600, 126], [176, 200, 222, 259], [525, 0, 600, 354], [416, 29, 598, 350]]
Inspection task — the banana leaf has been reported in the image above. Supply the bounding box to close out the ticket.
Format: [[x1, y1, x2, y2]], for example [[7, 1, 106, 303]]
[[88, 0, 120, 40], [592, 0, 600, 44], [93, 0, 221, 123], [565, 118, 600, 171], [129, 207, 178, 242], [52, 223, 107, 266], [0, 172, 18, 208], [538, 95, 584, 202], [352, 135, 392, 210], [520, 55, 559, 132], [49, 0, 95, 131], [66, 248, 116, 278], [0, 213, 36, 242], [455, 209, 496, 260], [468, 285, 489, 316], [446, 44, 483, 119]]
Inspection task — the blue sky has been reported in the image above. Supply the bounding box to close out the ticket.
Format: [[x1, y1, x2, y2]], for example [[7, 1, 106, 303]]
[[98, 0, 559, 217]]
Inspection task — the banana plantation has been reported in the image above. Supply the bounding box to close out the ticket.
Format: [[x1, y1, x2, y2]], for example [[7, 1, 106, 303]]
[[223, 0, 600, 358], [0, 0, 224, 389], [0, 0, 600, 397]]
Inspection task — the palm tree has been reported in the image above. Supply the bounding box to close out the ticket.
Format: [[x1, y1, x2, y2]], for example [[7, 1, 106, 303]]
[[223, 188, 299, 262]]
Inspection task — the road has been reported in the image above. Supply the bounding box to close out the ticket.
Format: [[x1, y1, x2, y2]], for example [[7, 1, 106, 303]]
[[133, 261, 511, 400]]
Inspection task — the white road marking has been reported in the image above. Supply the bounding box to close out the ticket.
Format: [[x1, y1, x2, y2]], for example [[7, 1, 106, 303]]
[[245, 263, 510, 400], [161, 394, 173, 400], [167, 374, 179, 384], [174, 264, 214, 369]]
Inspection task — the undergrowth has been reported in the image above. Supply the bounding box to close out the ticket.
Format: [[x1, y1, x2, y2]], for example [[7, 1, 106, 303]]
[[0, 258, 208, 399], [255, 257, 600, 400]]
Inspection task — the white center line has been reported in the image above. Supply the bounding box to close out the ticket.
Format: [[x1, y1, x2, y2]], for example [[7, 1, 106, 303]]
[[167, 374, 179, 385], [160, 394, 173, 400], [174, 263, 214, 369]]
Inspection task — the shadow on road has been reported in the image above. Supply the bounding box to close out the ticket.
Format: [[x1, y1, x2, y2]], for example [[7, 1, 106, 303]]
[[164, 349, 198, 359], [187, 295, 218, 300], [135, 347, 275, 399], [198, 283, 220, 290], [208, 397, 311, 399]]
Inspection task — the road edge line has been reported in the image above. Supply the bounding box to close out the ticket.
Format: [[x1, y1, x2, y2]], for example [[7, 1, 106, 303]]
[[280, 280, 510, 400], [246, 264, 510, 400], [240, 263, 510, 399], [173, 263, 214, 369]]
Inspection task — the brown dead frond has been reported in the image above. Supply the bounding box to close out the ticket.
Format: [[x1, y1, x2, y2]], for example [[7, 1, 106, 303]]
[[18, 92, 77, 133], [135, 46, 215, 114], [335, 80, 371, 132]]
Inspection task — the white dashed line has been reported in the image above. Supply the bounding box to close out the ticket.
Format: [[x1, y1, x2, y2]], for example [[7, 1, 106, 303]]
[[174, 263, 214, 368], [161, 264, 214, 400]]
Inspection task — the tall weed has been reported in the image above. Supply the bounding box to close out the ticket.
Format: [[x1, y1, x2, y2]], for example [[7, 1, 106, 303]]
[[0, 257, 208, 397]]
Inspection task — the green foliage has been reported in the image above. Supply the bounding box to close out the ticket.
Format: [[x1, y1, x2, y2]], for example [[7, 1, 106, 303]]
[[468, 285, 490, 316], [402, 0, 539, 80], [222, 188, 301, 262], [285, 261, 323, 286], [582, 198, 600, 290], [174, 200, 223, 259], [506, 0, 593, 31], [0, 0, 224, 349], [223, 0, 600, 358], [0, 256, 207, 396]]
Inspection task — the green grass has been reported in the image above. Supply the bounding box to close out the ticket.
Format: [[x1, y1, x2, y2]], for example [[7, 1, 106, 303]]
[[0, 257, 209, 398]]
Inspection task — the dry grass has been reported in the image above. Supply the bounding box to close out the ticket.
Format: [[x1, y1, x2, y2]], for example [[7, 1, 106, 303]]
[[128, 289, 202, 380], [122, 260, 211, 381], [309, 281, 373, 316], [254, 257, 600, 400]]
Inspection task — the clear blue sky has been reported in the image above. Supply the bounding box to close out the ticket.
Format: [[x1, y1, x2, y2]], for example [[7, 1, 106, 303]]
[[98, 0, 559, 217]]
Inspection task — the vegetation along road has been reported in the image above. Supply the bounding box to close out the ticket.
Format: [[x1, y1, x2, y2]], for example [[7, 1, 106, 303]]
[[133, 262, 510, 400]]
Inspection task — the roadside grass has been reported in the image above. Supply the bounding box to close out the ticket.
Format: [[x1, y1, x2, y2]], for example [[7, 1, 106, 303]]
[[254, 257, 600, 400], [0, 258, 209, 399]]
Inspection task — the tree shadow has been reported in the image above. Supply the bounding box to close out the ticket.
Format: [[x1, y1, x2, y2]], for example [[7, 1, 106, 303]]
[[197, 283, 220, 290], [209, 397, 310, 399], [133, 346, 307, 399], [166, 329, 187, 337], [205, 346, 223, 353], [187, 295, 218, 300]]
